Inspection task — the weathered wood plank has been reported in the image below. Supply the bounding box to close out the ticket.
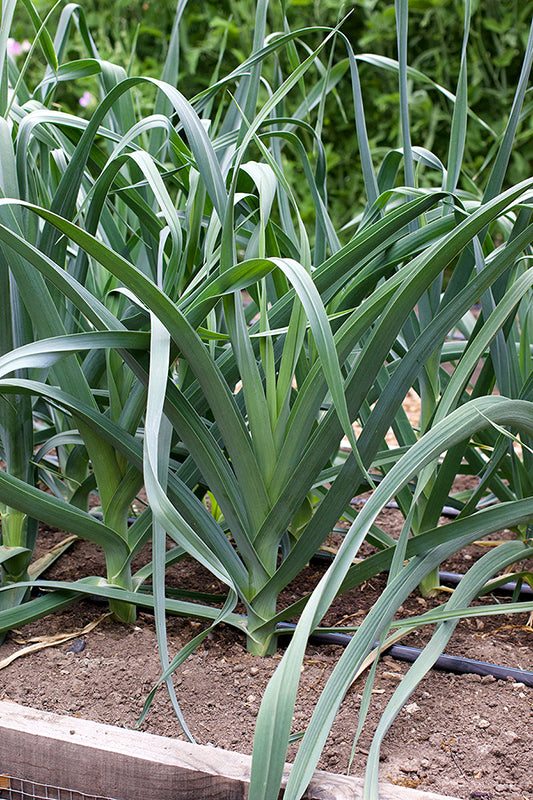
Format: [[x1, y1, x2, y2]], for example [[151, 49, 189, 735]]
[[0, 702, 460, 800]]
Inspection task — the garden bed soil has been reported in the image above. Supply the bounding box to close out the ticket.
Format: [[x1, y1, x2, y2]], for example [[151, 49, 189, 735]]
[[1, 503, 532, 800]]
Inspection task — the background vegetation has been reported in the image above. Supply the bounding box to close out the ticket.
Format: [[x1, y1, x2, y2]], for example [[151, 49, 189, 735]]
[[11, 0, 533, 225]]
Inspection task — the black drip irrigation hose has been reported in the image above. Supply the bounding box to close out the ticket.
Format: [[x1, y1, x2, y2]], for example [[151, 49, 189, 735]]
[[351, 497, 462, 519], [307, 547, 533, 684], [90, 512, 139, 526], [311, 549, 533, 601], [439, 571, 533, 598], [275, 622, 533, 686]]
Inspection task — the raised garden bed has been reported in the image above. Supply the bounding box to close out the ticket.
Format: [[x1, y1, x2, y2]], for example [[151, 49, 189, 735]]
[[0, 701, 462, 800], [0, 510, 532, 800]]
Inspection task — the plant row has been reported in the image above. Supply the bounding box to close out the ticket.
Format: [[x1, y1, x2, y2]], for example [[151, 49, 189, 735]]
[[0, 1, 533, 798]]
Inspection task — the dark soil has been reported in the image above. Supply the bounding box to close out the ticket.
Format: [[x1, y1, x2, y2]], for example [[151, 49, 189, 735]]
[[1, 502, 532, 800]]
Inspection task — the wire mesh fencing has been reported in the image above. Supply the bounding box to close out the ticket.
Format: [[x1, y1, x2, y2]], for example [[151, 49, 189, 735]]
[[0, 776, 119, 800]]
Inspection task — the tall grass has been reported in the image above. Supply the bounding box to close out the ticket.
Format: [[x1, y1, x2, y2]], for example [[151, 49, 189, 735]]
[[0, 1, 533, 797]]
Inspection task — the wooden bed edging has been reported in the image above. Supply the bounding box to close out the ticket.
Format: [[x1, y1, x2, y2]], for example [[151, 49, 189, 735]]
[[0, 701, 460, 800]]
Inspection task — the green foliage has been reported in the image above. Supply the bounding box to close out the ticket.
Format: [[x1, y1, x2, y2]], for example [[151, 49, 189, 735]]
[[360, 0, 533, 184], [1, 2, 533, 799], [10, 0, 532, 224]]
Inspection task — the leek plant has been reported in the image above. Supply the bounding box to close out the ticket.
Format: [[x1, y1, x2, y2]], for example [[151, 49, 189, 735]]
[[341, 0, 533, 598], [0, 0, 387, 644], [0, 0, 170, 622], [0, 0, 45, 616]]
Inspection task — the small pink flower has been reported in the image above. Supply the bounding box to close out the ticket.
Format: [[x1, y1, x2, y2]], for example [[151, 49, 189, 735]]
[[7, 38, 22, 57], [21, 40, 31, 53], [79, 91, 94, 108]]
